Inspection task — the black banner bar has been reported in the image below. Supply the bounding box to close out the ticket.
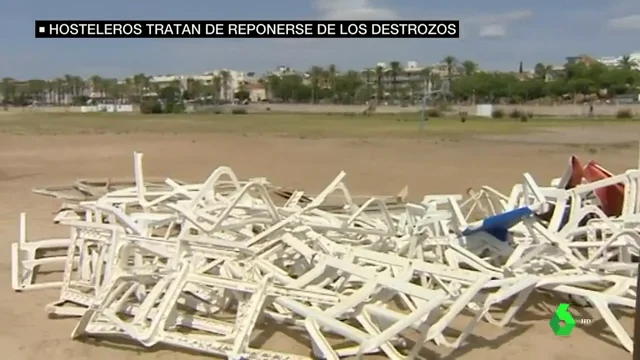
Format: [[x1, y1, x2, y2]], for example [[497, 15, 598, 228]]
[[34, 20, 460, 38]]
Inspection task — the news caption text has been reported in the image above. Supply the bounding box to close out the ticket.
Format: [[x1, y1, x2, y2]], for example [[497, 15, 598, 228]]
[[35, 20, 460, 38]]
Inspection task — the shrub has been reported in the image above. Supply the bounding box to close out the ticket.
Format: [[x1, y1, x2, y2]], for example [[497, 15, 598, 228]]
[[426, 108, 441, 117], [509, 109, 523, 118], [163, 100, 185, 114], [491, 109, 505, 118], [616, 109, 633, 119], [459, 111, 467, 123], [231, 108, 248, 115], [195, 106, 223, 114], [169, 102, 185, 114], [140, 99, 162, 114]]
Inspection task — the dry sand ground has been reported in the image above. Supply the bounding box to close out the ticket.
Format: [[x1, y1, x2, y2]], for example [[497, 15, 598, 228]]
[[0, 129, 637, 359]]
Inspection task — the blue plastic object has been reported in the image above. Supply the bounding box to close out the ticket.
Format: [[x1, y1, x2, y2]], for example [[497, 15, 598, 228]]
[[462, 206, 534, 242]]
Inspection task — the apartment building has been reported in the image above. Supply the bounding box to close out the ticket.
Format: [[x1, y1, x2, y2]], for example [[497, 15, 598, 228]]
[[243, 83, 267, 102], [264, 65, 307, 80], [547, 66, 566, 80], [149, 69, 257, 101], [361, 61, 450, 94], [597, 52, 640, 70], [354, 61, 440, 102], [565, 54, 599, 65], [271, 65, 296, 76], [564, 52, 640, 70]]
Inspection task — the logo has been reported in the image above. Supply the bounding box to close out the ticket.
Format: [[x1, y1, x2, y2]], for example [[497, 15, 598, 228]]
[[549, 303, 576, 336]]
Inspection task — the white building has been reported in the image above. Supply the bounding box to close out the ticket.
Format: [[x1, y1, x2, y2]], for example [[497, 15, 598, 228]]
[[265, 65, 301, 79], [149, 69, 254, 101], [597, 52, 640, 70], [371, 60, 450, 77], [364, 61, 442, 87]]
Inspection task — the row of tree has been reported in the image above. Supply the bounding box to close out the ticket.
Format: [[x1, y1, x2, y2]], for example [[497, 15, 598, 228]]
[[266, 56, 640, 104], [0, 71, 236, 107], [1, 55, 639, 106]]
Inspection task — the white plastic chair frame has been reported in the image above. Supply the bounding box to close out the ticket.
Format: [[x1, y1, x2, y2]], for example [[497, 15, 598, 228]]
[[11, 150, 640, 357], [11, 212, 80, 291]]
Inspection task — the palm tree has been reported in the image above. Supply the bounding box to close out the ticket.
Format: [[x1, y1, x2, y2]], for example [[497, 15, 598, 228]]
[[123, 77, 134, 103], [418, 67, 433, 101], [389, 61, 402, 103], [461, 60, 478, 76], [65, 75, 85, 103], [212, 75, 222, 102], [149, 82, 161, 99], [105, 78, 122, 101], [74, 76, 86, 99], [309, 65, 324, 103], [115, 82, 128, 103], [219, 71, 231, 101], [257, 77, 269, 101], [533, 63, 555, 82], [336, 70, 363, 104], [360, 68, 374, 103], [326, 64, 337, 103], [408, 79, 421, 102], [374, 65, 384, 104], [44, 80, 54, 104], [619, 55, 638, 70], [63, 74, 74, 103], [13, 82, 29, 106], [1, 78, 15, 108], [534, 63, 546, 79], [443, 55, 458, 78], [89, 75, 103, 99], [51, 78, 65, 105], [420, 67, 432, 82], [362, 68, 373, 86], [132, 73, 150, 101], [26, 79, 46, 104], [260, 74, 280, 101], [187, 78, 205, 101]]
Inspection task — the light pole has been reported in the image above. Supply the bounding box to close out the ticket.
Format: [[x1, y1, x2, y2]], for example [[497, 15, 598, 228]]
[[419, 79, 428, 131], [419, 79, 442, 131]]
